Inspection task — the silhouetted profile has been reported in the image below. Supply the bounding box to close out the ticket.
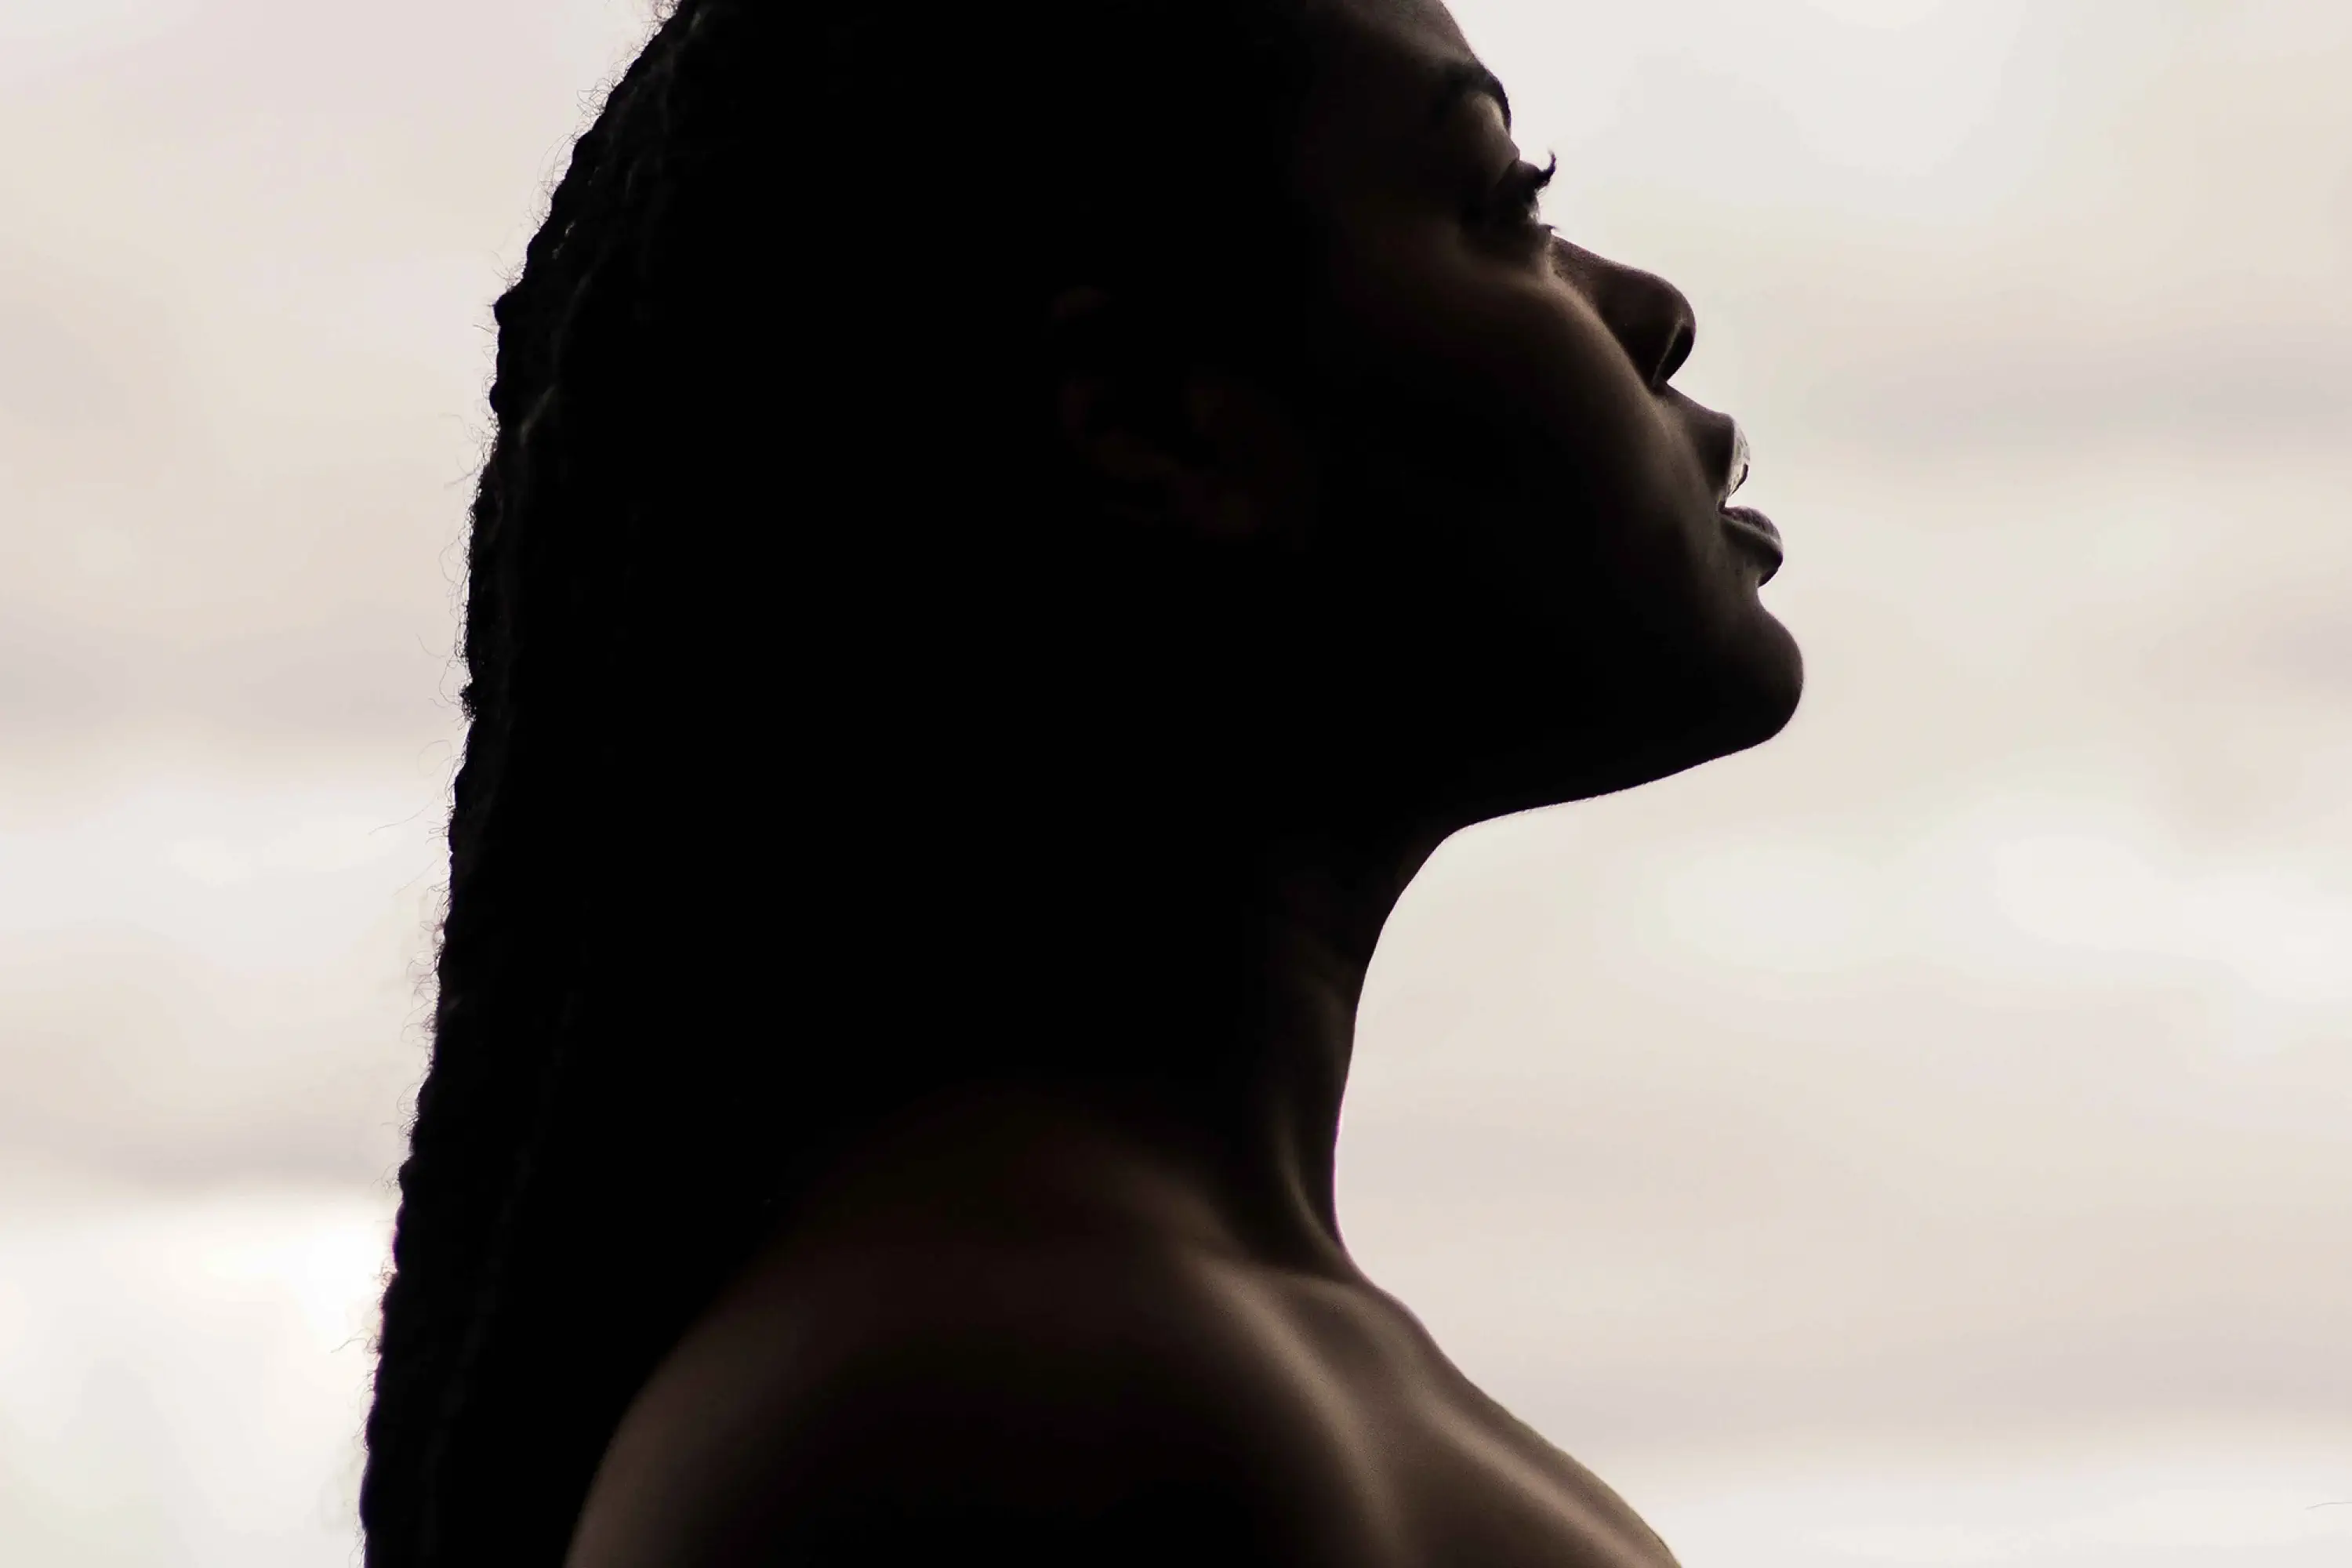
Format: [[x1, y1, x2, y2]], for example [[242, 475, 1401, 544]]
[[363, 0, 1802, 1563]]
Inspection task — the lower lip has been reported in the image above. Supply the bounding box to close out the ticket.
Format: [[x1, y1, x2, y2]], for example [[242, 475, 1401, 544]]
[[1719, 505, 1784, 583]]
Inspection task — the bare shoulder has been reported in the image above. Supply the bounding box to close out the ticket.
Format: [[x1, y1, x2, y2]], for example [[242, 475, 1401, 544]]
[[565, 1238, 1403, 1568]]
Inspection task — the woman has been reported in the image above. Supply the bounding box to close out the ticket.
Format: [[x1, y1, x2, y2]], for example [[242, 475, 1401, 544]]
[[364, 0, 1802, 1562]]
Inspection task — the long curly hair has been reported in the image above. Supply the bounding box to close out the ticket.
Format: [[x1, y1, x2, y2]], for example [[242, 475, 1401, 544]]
[[362, 2, 1316, 1563]]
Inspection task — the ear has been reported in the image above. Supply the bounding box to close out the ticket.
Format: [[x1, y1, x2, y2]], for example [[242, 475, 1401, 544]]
[[1047, 287, 1315, 544]]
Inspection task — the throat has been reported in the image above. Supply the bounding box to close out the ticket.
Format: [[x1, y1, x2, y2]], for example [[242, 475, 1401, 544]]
[[777, 834, 1419, 1281]]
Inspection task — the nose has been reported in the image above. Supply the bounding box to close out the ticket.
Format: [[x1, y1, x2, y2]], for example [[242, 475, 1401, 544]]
[[1551, 238, 1697, 392]]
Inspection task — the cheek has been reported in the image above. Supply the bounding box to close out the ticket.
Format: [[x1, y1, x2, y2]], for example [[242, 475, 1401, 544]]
[[1324, 226, 1623, 430], [1314, 231, 1719, 626]]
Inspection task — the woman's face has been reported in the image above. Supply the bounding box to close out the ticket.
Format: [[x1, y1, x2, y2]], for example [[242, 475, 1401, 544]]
[[1266, 0, 1803, 822]]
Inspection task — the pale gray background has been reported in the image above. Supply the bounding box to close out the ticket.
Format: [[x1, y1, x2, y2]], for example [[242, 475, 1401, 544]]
[[2, 0, 2347, 1563]]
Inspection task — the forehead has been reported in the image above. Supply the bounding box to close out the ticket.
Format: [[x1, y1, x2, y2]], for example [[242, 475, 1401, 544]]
[[1295, 0, 1502, 168], [1314, 0, 1474, 62]]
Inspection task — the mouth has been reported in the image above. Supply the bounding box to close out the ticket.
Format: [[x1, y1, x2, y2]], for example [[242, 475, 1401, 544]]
[[1719, 505, 1784, 583], [1715, 420, 1783, 583]]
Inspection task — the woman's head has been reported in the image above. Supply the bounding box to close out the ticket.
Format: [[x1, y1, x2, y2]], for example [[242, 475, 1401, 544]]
[[895, 0, 1803, 848], [365, 1, 1798, 1562], [1055, 0, 1801, 831], [1269, 0, 1801, 814]]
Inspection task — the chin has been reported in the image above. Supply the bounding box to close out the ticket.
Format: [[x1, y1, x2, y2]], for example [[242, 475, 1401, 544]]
[[1371, 587, 1803, 832], [1716, 609, 1806, 746], [1509, 613, 1804, 812], [1635, 614, 1804, 789]]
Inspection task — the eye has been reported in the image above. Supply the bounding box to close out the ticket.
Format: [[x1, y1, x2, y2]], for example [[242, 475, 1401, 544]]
[[1475, 154, 1559, 247]]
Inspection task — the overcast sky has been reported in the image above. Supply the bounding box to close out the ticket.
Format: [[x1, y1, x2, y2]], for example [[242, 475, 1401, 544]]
[[2, 1, 2348, 1563]]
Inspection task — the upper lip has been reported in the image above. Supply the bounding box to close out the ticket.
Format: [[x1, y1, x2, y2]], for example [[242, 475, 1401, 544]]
[[1717, 419, 1751, 510], [1704, 412, 1782, 580], [1678, 396, 1749, 510]]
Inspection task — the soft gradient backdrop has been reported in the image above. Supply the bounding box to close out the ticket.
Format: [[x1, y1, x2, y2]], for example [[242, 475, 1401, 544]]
[[2, 0, 2347, 1563]]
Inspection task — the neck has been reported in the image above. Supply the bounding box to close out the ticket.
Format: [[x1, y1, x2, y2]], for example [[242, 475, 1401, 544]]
[[779, 818, 1440, 1281], [1193, 828, 1425, 1270]]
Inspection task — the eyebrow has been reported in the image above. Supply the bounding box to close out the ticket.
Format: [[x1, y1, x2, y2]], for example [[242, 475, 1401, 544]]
[[1430, 59, 1512, 131]]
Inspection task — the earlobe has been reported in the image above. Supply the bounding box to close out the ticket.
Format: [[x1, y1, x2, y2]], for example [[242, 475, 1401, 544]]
[[1176, 377, 1313, 543], [1047, 285, 1189, 527], [1044, 287, 1312, 544], [1055, 374, 1188, 492]]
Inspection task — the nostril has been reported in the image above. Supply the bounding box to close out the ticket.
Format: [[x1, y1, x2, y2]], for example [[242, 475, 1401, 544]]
[[1653, 317, 1694, 389], [1582, 251, 1702, 392]]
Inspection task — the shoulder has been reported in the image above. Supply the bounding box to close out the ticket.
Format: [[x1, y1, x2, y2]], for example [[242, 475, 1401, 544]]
[[565, 1240, 1400, 1568]]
